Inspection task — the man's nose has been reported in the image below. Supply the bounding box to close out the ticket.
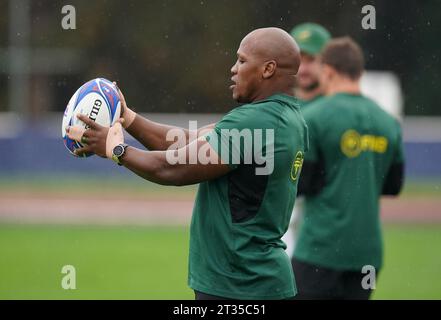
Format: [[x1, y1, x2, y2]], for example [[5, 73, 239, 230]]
[[298, 63, 308, 75], [231, 62, 238, 74]]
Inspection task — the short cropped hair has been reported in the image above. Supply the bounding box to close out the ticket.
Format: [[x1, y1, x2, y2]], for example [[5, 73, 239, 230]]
[[320, 37, 365, 80]]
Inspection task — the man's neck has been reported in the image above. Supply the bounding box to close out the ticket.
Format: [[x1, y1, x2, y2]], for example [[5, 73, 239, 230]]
[[326, 78, 361, 96], [252, 82, 296, 102]]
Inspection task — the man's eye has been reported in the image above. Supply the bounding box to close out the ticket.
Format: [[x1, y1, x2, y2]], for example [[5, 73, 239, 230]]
[[238, 59, 245, 64]]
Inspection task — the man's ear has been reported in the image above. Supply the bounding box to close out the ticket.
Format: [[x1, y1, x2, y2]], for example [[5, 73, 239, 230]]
[[262, 60, 277, 79]]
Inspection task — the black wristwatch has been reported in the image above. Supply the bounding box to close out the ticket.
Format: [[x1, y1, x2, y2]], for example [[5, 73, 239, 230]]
[[111, 143, 129, 166]]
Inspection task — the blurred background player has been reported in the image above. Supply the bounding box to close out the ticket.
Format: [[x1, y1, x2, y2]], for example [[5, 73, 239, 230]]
[[282, 23, 331, 257], [292, 37, 404, 299], [291, 23, 331, 106]]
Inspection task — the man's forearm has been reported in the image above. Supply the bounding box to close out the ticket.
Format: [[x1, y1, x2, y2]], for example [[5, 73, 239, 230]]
[[125, 114, 190, 151], [119, 146, 179, 185], [119, 139, 230, 186], [126, 114, 215, 151]]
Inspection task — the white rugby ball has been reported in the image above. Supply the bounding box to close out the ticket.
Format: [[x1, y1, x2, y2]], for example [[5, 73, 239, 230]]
[[62, 78, 121, 157]]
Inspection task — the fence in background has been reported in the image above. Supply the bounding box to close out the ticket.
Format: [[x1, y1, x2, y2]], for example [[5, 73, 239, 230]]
[[0, 114, 440, 179]]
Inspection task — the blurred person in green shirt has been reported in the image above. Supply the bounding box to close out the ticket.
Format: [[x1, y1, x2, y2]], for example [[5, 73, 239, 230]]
[[292, 37, 404, 300], [282, 23, 331, 258]]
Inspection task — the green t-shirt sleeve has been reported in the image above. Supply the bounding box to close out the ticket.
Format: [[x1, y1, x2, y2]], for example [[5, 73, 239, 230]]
[[205, 126, 239, 170], [205, 106, 266, 170]]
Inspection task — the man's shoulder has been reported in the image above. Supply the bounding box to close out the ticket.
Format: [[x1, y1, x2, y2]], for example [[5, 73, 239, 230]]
[[301, 95, 332, 119], [216, 103, 272, 130], [220, 103, 264, 123], [222, 95, 300, 126], [360, 96, 402, 130], [256, 95, 306, 130], [252, 94, 301, 110]]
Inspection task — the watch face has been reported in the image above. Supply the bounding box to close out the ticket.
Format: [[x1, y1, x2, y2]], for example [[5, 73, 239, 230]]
[[113, 145, 124, 157]]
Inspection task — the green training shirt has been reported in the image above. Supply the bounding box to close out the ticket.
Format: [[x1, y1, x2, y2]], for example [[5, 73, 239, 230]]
[[294, 93, 404, 271], [188, 94, 308, 299]]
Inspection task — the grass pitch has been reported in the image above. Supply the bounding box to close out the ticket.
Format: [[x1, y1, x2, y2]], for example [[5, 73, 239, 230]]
[[0, 223, 440, 299], [0, 224, 192, 299]]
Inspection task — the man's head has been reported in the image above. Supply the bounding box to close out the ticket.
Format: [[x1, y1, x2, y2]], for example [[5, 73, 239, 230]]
[[230, 27, 301, 103], [319, 37, 365, 93], [290, 23, 331, 93]]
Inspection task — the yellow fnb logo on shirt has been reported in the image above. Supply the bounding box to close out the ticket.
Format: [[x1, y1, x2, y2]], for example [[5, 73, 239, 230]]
[[290, 151, 304, 181], [341, 130, 388, 158]]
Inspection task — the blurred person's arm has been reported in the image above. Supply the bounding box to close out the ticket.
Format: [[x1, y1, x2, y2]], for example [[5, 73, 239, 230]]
[[382, 126, 405, 195], [382, 162, 404, 195], [116, 84, 215, 151]]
